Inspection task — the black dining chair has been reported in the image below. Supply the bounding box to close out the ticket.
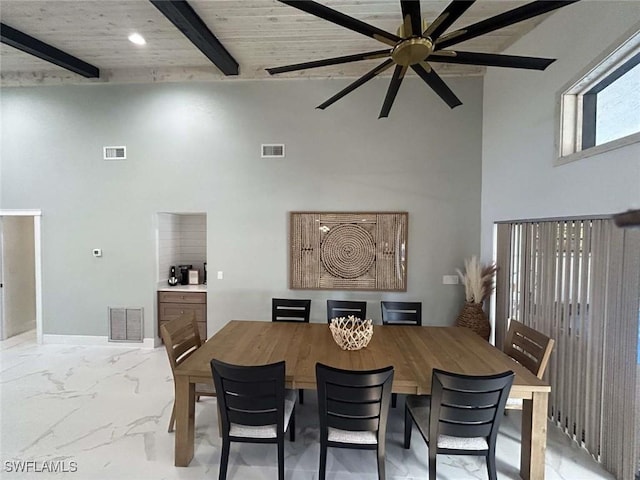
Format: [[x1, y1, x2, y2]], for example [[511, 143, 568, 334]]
[[380, 301, 422, 407], [271, 298, 311, 404], [380, 301, 422, 326], [271, 298, 311, 323], [404, 369, 515, 480], [210, 359, 296, 480], [326, 300, 367, 323], [316, 362, 394, 480]]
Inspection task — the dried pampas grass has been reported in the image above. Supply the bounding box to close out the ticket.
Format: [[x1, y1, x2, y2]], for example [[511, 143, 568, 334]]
[[456, 256, 498, 304]]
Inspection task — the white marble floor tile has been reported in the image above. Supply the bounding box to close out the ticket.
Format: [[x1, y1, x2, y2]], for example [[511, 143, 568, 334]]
[[0, 330, 615, 480]]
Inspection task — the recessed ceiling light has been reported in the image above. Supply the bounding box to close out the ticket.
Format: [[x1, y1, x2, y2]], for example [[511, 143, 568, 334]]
[[128, 33, 146, 46]]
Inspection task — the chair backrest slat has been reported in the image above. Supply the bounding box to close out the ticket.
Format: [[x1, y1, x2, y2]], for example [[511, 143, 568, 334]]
[[326, 383, 383, 402], [381, 301, 422, 326], [327, 300, 367, 323], [504, 319, 555, 379], [272, 298, 311, 323]]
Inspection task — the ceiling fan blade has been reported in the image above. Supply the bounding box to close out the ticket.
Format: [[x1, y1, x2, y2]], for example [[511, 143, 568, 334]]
[[266, 49, 391, 75], [424, 1, 476, 40], [411, 63, 462, 109], [429, 51, 555, 70], [400, 0, 422, 37], [278, 0, 401, 47], [379, 65, 408, 118], [317, 59, 395, 110], [436, 1, 579, 49]]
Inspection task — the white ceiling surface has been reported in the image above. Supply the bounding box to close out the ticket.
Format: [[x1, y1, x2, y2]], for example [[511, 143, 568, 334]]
[[0, 0, 553, 86]]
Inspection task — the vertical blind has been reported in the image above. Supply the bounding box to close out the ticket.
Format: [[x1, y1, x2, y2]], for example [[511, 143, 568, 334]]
[[495, 218, 639, 480]]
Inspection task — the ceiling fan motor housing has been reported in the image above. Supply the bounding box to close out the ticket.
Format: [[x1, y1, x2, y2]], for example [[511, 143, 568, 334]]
[[391, 37, 434, 66]]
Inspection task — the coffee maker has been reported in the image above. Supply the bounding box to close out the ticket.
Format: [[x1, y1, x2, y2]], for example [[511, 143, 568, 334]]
[[178, 264, 192, 285]]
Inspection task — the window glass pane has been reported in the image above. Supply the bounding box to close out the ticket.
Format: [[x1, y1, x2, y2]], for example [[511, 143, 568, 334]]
[[595, 61, 640, 145]]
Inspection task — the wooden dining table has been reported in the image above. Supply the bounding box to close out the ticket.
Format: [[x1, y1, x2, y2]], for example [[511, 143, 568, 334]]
[[173, 320, 551, 480]]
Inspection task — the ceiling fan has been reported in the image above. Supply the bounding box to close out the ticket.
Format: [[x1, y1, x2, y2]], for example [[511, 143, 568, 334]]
[[267, 0, 579, 118]]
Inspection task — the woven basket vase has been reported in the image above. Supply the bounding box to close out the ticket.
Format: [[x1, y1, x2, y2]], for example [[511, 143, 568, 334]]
[[329, 317, 373, 351], [455, 302, 490, 341]]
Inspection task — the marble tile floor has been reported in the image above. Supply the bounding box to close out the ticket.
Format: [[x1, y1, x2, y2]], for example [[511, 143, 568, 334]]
[[1, 330, 615, 480]]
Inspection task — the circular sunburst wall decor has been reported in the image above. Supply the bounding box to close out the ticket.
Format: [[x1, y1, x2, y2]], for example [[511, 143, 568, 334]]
[[321, 224, 375, 279], [289, 212, 407, 291]]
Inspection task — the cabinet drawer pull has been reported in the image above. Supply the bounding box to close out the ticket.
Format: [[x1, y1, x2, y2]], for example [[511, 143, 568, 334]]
[[181, 310, 184, 314]]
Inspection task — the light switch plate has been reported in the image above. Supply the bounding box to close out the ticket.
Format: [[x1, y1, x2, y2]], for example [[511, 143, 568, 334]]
[[217, 271, 223, 280]]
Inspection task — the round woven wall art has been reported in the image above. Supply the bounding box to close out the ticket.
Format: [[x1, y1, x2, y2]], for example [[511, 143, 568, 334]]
[[321, 224, 375, 279]]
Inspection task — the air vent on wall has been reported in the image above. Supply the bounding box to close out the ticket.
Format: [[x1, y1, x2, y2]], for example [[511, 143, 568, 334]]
[[108, 307, 143, 342], [103, 146, 126, 160], [261, 144, 285, 158]]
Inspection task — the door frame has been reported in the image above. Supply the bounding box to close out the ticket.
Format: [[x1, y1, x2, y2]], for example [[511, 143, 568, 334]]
[[0, 209, 42, 343]]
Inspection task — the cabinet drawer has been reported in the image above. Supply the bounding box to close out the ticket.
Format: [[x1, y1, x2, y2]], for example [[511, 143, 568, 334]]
[[158, 291, 206, 304], [159, 303, 206, 323], [160, 320, 206, 342]]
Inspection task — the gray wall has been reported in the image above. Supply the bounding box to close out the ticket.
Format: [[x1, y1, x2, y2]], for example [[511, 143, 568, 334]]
[[1, 77, 484, 337], [481, 2, 640, 260]]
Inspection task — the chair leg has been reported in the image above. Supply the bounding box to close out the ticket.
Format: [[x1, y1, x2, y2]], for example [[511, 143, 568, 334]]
[[403, 404, 411, 449], [289, 409, 296, 442], [277, 437, 285, 480], [487, 449, 497, 480], [168, 401, 176, 433], [219, 438, 230, 480], [392, 393, 397, 408], [377, 444, 386, 480], [428, 448, 437, 480], [319, 441, 328, 480], [299, 388, 304, 405]]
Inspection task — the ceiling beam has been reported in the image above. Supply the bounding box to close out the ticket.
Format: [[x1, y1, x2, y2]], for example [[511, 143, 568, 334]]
[[150, 0, 239, 76], [0, 23, 99, 78]]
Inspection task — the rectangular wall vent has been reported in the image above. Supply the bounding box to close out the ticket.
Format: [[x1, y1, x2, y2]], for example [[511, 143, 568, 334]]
[[103, 146, 127, 160], [108, 307, 143, 342], [261, 144, 285, 158]]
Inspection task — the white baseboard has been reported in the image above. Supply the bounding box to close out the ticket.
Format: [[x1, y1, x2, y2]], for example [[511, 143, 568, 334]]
[[42, 334, 157, 349]]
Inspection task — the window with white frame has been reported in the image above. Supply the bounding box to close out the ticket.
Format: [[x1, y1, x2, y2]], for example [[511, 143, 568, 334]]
[[557, 27, 640, 164]]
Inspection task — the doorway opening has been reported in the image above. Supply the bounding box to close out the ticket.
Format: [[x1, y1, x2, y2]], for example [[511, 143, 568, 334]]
[[0, 210, 42, 343]]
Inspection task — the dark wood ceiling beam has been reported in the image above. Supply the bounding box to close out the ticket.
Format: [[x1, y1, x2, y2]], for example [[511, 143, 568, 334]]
[[0, 23, 99, 78], [150, 0, 239, 76]]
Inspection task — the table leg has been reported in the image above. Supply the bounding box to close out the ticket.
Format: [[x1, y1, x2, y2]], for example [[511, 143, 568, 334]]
[[175, 376, 195, 467], [520, 391, 549, 480]]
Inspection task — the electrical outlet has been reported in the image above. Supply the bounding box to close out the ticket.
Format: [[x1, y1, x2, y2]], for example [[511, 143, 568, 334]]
[[443, 275, 459, 285]]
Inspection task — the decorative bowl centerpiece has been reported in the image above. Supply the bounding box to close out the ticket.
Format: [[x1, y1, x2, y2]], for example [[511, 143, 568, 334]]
[[329, 316, 374, 351]]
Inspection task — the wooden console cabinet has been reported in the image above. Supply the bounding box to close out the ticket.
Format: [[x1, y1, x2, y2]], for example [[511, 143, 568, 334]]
[[158, 291, 207, 340]]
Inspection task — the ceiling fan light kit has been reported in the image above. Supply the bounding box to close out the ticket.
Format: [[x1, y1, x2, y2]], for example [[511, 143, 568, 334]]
[[267, 0, 580, 118]]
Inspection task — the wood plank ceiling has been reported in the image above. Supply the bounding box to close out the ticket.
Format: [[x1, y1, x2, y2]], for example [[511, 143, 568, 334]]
[[0, 0, 554, 87]]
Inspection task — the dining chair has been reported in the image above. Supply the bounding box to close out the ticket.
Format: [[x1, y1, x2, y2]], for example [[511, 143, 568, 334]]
[[404, 369, 514, 480], [380, 301, 422, 407], [271, 298, 311, 322], [326, 300, 367, 323], [380, 301, 422, 326], [503, 319, 555, 410], [210, 359, 296, 480], [316, 362, 394, 480], [160, 311, 215, 433], [271, 298, 311, 404]]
